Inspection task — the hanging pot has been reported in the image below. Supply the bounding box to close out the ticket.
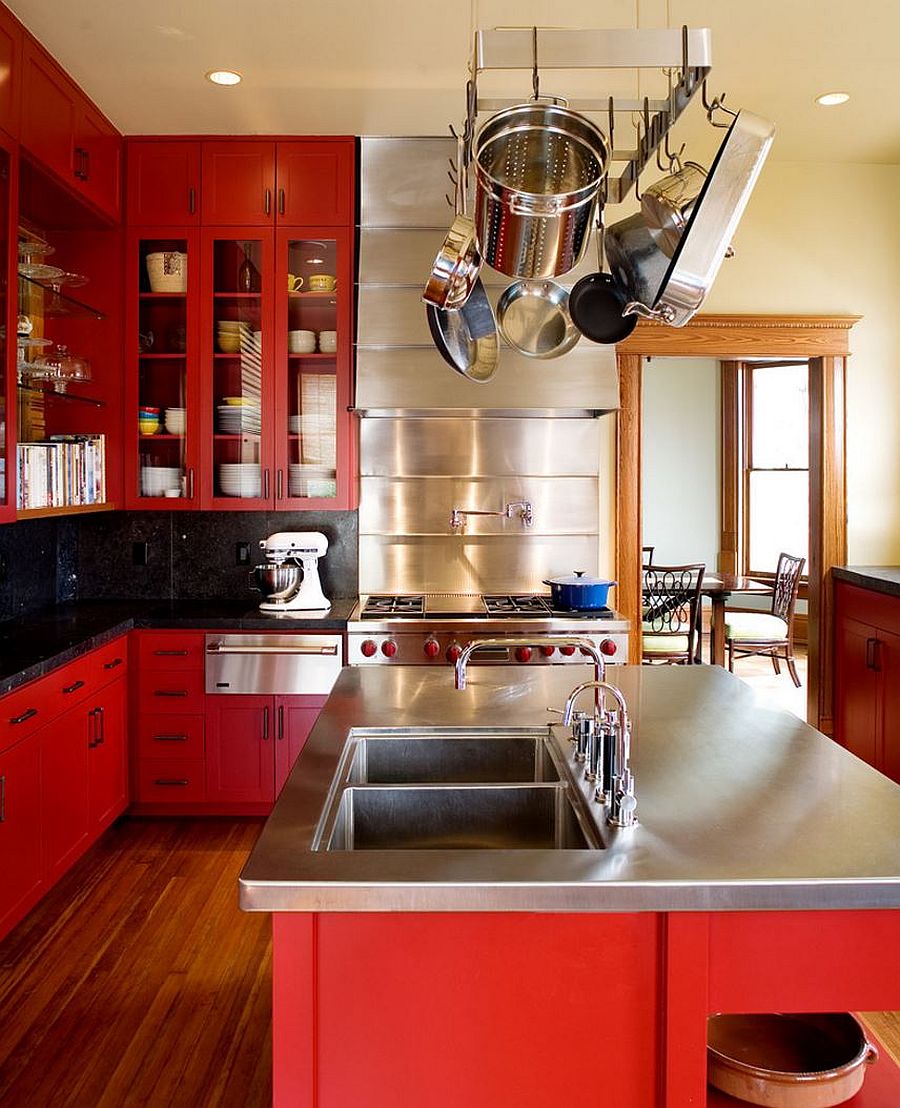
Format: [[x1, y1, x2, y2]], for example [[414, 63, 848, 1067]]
[[641, 160, 707, 258], [426, 277, 499, 384], [423, 135, 482, 310], [496, 278, 581, 358], [568, 222, 638, 345], [543, 571, 616, 611]]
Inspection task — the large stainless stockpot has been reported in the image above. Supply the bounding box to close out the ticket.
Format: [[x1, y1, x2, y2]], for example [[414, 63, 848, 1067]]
[[474, 102, 609, 280]]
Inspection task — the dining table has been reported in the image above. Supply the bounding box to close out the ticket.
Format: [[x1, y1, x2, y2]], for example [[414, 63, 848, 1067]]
[[701, 573, 773, 666]]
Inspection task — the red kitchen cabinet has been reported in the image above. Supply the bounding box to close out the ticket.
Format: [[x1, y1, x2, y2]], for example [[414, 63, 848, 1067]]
[[276, 140, 354, 226], [126, 140, 200, 225], [40, 702, 91, 884], [834, 581, 900, 783], [74, 98, 122, 221], [21, 38, 76, 185], [88, 677, 128, 829], [0, 4, 22, 138], [0, 731, 43, 940], [206, 695, 275, 805], [274, 695, 326, 794], [201, 141, 276, 226]]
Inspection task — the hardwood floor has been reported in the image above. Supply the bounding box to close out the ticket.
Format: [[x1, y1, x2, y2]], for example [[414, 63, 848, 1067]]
[[0, 818, 272, 1108]]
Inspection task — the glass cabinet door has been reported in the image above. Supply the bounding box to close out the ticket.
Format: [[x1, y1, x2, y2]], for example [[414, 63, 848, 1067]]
[[276, 234, 341, 504], [0, 141, 10, 518], [135, 236, 194, 503], [204, 234, 273, 506]]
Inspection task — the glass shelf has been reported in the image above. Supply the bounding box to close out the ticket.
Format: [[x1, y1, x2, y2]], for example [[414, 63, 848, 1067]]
[[18, 274, 106, 320], [18, 382, 105, 407]]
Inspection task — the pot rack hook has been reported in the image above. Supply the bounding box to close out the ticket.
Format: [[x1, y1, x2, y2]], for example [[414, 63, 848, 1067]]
[[531, 26, 540, 100], [657, 131, 685, 173], [631, 111, 645, 202]]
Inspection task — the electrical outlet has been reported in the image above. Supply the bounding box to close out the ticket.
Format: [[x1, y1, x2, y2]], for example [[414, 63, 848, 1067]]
[[132, 541, 149, 566], [236, 542, 252, 565]]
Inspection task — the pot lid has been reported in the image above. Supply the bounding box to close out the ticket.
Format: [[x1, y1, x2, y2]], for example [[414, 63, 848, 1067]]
[[544, 571, 616, 587]]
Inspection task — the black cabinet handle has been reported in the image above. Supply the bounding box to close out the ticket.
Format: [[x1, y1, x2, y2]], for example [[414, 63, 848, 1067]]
[[87, 707, 99, 748], [83, 149, 90, 180], [265, 188, 272, 215], [154, 778, 189, 787], [153, 649, 189, 657], [276, 469, 283, 501], [104, 658, 123, 670], [262, 706, 270, 741], [277, 704, 284, 740], [278, 187, 285, 216], [96, 706, 105, 746], [154, 689, 188, 698], [63, 679, 86, 695], [154, 733, 188, 743], [189, 186, 196, 214], [9, 707, 37, 725], [74, 147, 87, 180], [263, 469, 270, 500]]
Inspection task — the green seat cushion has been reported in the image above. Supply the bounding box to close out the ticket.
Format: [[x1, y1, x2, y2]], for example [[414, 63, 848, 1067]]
[[724, 612, 788, 642], [642, 632, 690, 655]]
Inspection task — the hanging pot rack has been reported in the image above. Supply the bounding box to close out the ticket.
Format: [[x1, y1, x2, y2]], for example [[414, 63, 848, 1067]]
[[464, 24, 715, 204]]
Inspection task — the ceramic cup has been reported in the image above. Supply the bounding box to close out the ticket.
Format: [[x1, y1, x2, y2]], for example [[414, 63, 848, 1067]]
[[287, 274, 304, 292], [309, 274, 336, 292]]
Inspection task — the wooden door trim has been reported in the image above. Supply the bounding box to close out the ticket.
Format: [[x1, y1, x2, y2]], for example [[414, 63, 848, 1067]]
[[615, 315, 854, 727]]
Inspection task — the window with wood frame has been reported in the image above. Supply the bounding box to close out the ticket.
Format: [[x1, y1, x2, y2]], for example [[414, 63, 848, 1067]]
[[741, 360, 809, 578]]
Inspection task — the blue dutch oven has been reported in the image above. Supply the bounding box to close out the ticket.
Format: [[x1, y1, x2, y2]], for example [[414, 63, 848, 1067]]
[[543, 571, 617, 610]]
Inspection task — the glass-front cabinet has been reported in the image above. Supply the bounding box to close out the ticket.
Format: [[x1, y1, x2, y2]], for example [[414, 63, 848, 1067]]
[[126, 230, 199, 507]]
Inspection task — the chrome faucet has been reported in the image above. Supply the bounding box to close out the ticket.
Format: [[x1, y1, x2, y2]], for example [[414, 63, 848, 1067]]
[[454, 636, 606, 691], [562, 680, 638, 829], [450, 500, 534, 530]]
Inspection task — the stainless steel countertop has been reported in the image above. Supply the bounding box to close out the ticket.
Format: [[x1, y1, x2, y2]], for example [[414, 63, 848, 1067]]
[[240, 665, 900, 912]]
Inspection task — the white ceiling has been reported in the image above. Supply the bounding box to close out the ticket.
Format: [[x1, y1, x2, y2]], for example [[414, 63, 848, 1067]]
[[7, 0, 899, 164]]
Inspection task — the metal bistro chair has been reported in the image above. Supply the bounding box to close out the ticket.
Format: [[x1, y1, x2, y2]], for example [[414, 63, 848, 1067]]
[[725, 552, 806, 686], [641, 563, 705, 665], [641, 545, 655, 566]]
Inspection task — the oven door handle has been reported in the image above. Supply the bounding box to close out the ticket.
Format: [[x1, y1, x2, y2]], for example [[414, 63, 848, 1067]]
[[205, 643, 339, 656]]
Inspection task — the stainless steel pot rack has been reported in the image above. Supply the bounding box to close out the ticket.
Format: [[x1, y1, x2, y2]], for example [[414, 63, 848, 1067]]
[[467, 25, 713, 204]]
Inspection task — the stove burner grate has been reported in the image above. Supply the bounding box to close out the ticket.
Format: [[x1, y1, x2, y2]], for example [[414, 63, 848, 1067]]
[[482, 594, 553, 616], [362, 595, 425, 618]]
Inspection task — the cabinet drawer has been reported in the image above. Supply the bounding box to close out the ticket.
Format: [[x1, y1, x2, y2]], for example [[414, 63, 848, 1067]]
[[836, 582, 900, 637], [0, 674, 59, 751], [137, 633, 206, 671], [90, 638, 128, 686], [137, 670, 205, 714], [137, 715, 204, 760], [137, 759, 206, 803]]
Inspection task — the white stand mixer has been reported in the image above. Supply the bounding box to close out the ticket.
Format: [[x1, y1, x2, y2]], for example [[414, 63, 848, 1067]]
[[257, 531, 332, 612]]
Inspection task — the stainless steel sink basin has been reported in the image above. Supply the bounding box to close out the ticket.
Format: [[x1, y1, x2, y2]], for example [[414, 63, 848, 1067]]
[[347, 733, 561, 785], [324, 783, 597, 850]]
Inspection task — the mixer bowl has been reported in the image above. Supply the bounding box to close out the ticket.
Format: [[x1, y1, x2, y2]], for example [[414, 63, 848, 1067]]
[[253, 564, 302, 601]]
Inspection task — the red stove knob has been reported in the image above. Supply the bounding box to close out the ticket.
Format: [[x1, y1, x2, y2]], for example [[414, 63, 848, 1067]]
[[515, 646, 533, 664], [360, 639, 377, 658], [559, 645, 576, 656], [540, 645, 555, 657], [600, 638, 618, 656], [381, 640, 398, 658], [446, 643, 462, 663], [423, 639, 440, 659]]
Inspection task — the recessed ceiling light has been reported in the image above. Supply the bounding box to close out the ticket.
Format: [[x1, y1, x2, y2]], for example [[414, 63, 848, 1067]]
[[815, 91, 849, 107], [206, 69, 242, 87]]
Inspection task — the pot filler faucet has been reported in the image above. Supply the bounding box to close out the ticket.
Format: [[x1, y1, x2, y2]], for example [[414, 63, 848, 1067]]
[[449, 500, 533, 530], [454, 636, 637, 830]]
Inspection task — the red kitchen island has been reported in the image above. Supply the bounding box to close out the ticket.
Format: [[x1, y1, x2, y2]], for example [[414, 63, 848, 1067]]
[[241, 665, 900, 1107]]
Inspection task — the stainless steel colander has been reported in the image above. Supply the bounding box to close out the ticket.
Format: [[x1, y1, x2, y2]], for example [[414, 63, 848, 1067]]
[[474, 101, 609, 280]]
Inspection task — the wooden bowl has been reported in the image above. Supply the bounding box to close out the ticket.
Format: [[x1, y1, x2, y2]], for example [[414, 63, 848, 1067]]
[[708, 1013, 878, 1107]]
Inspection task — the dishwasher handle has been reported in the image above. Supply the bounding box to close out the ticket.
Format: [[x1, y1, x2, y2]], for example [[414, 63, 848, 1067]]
[[206, 643, 339, 656]]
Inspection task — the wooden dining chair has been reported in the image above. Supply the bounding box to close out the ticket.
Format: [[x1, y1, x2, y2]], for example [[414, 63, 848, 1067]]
[[725, 552, 806, 686], [641, 545, 655, 566], [641, 563, 705, 665]]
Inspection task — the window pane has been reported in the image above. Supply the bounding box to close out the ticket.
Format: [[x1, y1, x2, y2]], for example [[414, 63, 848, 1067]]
[[751, 364, 808, 468], [748, 471, 808, 574]]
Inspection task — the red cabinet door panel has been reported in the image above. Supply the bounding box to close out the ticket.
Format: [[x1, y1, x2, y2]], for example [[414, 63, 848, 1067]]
[[201, 141, 275, 225], [75, 100, 122, 221], [88, 679, 128, 829], [127, 140, 200, 225], [0, 733, 43, 940], [40, 708, 90, 884], [137, 670, 206, 715], [834, 615, 880, 766], [878, 630, 900, 784], [276, 140, 354, 226], [274, 695, 325, 795], [206, 695, 274, 804], [0, 6, 22, 138], [21, 39, 76, 184]]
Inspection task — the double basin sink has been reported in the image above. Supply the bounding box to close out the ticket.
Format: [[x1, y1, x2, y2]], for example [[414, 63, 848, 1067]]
[[313, 728, 602, 851]]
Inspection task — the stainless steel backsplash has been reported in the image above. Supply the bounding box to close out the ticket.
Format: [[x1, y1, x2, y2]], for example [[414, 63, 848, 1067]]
[[356, 137, 615, 594]]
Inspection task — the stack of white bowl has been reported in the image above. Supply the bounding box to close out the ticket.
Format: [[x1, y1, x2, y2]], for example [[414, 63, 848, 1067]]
[[218, 462, 261, 498], [289, 463, 337, 498], [288, 329, 316, 354], [141, 465, 182, 497], [318, 330, 337, 354], [217, 399, 261, 434], [164, 407, 186, 435]]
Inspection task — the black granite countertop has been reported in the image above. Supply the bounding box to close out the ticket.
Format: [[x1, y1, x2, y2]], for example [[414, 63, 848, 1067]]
[[833, 566, 900, 599], [0, 598, 357, 695]]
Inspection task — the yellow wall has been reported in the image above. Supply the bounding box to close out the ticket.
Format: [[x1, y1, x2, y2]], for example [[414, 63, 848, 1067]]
[[702, 161, 900, 564]]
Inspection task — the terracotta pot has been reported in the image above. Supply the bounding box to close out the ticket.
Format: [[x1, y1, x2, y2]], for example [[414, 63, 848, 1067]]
[[707, 1013, 878, 1108]]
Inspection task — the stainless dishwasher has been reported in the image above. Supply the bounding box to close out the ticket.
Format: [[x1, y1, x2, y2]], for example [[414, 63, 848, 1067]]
[[205, 634, 343, 695]]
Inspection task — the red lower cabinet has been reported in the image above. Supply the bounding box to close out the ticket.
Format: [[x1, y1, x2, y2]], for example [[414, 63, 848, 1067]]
[[41, 704, 92, 884], [206, 695, 275, 806], [274, 695, 326, 795], [89, 678, 128, 829], [0, 732, 44, 938]]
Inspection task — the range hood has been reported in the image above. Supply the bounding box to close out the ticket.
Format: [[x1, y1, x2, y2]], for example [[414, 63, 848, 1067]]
[[355, 137, 620, 416]]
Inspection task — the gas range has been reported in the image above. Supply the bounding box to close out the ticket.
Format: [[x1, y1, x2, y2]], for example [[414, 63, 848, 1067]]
[[347, 594, 630, 666]]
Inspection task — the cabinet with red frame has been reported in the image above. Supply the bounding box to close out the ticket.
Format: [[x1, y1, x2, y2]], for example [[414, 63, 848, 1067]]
[[126, 140, 200, 226]]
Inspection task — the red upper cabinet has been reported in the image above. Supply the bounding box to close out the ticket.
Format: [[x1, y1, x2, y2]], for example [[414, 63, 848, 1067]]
[[201, 141, 276, 225], [276, 140, 354, 226], [0, 6, 22, 138], [127, 140, 200, 225], [74, 99, 122, 221], [21, 38, 76, 184]]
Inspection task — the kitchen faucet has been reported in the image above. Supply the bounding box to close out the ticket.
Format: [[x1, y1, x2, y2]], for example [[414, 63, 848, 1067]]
[[453, 635, 606, 691], [449, 500, 533, 530]]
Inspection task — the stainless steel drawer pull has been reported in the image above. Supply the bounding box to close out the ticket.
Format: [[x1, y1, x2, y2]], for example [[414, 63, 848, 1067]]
[[63, 679, 86, 694], [153, 649, 189, 656], [154, 689, 189, 697], [154, 734, 188, 742], [103, 658, 124, 670], [154, 778, 189, 787], [9, 707, 38, 725], [205, 644, 339, 656]]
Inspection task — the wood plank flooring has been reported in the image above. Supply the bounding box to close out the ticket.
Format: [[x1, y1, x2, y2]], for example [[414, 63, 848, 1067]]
[[0, 818, 272, 1108], [1, 815, 898, 1107]]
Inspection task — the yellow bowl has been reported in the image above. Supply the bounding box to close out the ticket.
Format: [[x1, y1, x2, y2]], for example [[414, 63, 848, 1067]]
[[222, 396, 246, 406], [139, 421, 159, 435]]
